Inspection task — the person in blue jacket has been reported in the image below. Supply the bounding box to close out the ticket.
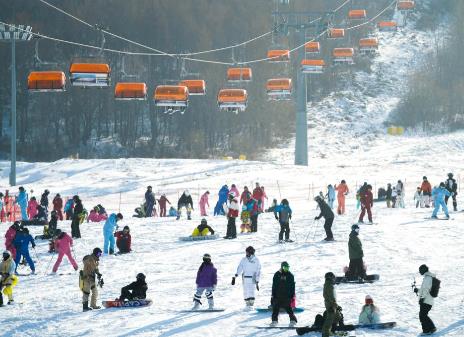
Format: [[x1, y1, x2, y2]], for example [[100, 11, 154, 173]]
[[214, 185, 229, 216], [13, 227, 36, 274], [144, 186, 156, 217], [431, 182, 451, 219], [16, 186, 29, 220], [103, 213, 123, 255], [326, 185, 336, 209], [274, 199, 293, 242]]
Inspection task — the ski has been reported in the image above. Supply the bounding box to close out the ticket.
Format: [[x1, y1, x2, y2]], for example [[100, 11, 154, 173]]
[[256, 307, 305, 313], [102, 299, 153, 308]]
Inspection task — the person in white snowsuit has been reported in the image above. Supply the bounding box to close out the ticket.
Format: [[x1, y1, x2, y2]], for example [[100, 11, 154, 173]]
[[358, 295, 380, 324], [414, 187, 422, 208], [396, 180, 405, 208], [232, 246, 261, 308]]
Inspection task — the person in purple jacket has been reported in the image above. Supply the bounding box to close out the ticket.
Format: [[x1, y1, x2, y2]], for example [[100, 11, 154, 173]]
[[192, 253, 217, 310]]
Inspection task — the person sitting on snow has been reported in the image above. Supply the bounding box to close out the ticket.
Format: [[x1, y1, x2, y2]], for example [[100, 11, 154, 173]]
[[358, 295, 380, 324], [192, 219, 215, 237], [119, 273, 147, 301], [88, 206, 108, 222], [114, 225, 132, 254]]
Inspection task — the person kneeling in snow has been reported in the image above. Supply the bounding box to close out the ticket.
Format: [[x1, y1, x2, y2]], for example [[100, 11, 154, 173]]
[[119, 273, 147, 301], [114, 226, 132, 254], [192, 219, 215, 237], [192, 253, 217, 310], [358, 295, 380, 324]]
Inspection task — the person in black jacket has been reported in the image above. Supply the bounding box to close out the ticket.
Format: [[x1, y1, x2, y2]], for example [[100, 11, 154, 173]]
[[314, 196, 335, 241], [119, 273, 148, 301], [386, 183, 392, 208], [177, 190, 194, 220], [71, 195, 83, 238], [40, 189, 50, 212], [144, 186, 156, 217], [271, 261, 297, 327], [445, 173, 458, 211]]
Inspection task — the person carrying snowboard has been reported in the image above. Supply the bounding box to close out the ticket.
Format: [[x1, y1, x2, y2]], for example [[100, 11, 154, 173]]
[[413, 264, 437, 335], [103, 213, 123, 255], [322, 272, 341, 337], [16, 186, 28, 221], [444, 173, 458, 211], [71, 195, 84, 239], [233, 246, 261, 308], [192, 253, 217, 310], [335, 180, 349, 215], [199, 191, 210, 217], [358, 295, 380, 324], [80, 247, 103, 311], [13, 227, 36, 274], [314, 196, 335, 241], [119, 273, 147, 301], [345, 225, 366, 280], [0, 250, 18, 306], [420, 176, 432, 208], [270, 261, 297, 327], [223, 194, 239, 239], [52, 229, 78, 273], [431, 182, 451, 219], [114, 225, 132, 254], [274, 199, 293, 243], [177, 190, 194, 220], [358, 184, 373, 224], [192, 219, 215, 237]]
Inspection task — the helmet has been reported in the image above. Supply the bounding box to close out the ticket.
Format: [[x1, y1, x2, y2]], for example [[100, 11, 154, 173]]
[[2, 250, 11, 260], [136, 273, 146, 282], [325, 272, 335, 280], [201, 218, 207, 226], [245, 246, 255, 256], [448, 173, 453, 178], [203, 253, 211, 262], [116, 213, 123, 220], [93, 247, 103, 257], [419, 264, 429, 275]]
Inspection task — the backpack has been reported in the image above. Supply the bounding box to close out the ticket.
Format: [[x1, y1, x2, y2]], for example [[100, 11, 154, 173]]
[[430, 276, 441, 298]]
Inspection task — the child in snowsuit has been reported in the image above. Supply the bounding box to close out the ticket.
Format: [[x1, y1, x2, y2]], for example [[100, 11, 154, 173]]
[[4, 222, 20, 260], [314, 196, 335, 241], [214, 185, 229, 216], [274, 199, 293, 242], [326, 185, 336, 209], [0, 250, 18, 306], [271, 261, 297, 326], [252, 183, 264, 212], [80, 247, 102, 311], [240, 186, 250, 205], [168, 206, 177, 217], [345, 225, 366, 280], [103, 213, 123, 255], [115, 225, 132, 254], [240, 205, 251, 233], [431, 183, 451, 219], [335, 180, 349, 215], [88, 207, 108, 222], [223, 195, 239, 239], [16, 187, 28, 221], [192, 219, 215, 237], [414, 187, 422, 208], [157, 194, 171, 217], [52, 229, 78, 273], [358, 295, 380, 324], [119, 273, 147, 301], [27, 197, 38, 220], [52, 194, 63, 220], [13, 227, 36, 274], [229, 184, 240, 199], [248, 198, 259, 232], [233, 246, 261, 308], [192, 253, 217, 310], [177, 190, 193, 220], [199, 191, 210, 217], [358, 185, 373, 224]]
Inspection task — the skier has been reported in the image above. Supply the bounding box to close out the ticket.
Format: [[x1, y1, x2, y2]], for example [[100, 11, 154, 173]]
[[431, 182, 451, 219], [444, 173, 458, 211], [52, 229, 78, 273], [192, 253, 217, 310], [233, 246, 261, 308], [177, 190, 194, 220], [80, 247, 103, 311], [345, 225, 366, 280], [314, 195, 335, 241], [223, 194, 239, 239], [335, 180, 349, 215], [358, 295, 380, 324], [4, 222, 20, 260], [240, 186, 250, 205], [71, 195, 84, 238], [214, 185, 229, 216], [0, 250, 18, 306], [326, 185, 336, 209], [396, 180, 405, 208], [414, 187, 422, 208], [119, 273, 147, 301], [114, 225, 131, 254], [199, 191, 210, 216], [358, 184, 373, 224], [64, 198, 74, 220], [157, 194, 171, 217], [27, 196, 38, 220], [413, 264, 437, 335], [103, 213, 124, 255], [229, 184, 240, 199], [52, 193, 63, 220], [248, 197, 259, 232], [252, 183, 264, 212], [144, 186, 156, 218], [40, 189, 50, 212], [270, 261, 297, 327], [420, 176, 432, 208], [192, 218, 215, 237], [274, 199, 293, 242], [322, 272, 341, 337], [386, 183, 393, 208], [13, 227, 36, 274], [16, 186, 28, 221]]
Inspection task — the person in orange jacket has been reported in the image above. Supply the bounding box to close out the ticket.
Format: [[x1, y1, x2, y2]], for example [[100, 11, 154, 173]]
[[420, 176, 432, 208], [335, 180, 349, 215]]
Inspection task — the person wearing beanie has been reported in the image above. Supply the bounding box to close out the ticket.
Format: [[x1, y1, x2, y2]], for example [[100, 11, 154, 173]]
[[270, 262, 297, 327], [102, 213, 124, 255], [192, 253, 217, 310], [358, 295, 380, 324], [345, 225, 367, 280], [114, 225, 132, 254], [413, 264, 437, 334]]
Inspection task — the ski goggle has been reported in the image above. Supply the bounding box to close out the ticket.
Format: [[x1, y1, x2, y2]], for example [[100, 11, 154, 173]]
[[282, 265, 290, 272], [95, 252, 102, 258]]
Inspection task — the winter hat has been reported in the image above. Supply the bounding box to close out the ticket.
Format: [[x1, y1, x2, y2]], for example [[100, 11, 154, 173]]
[[123, 225, 130, 232], [281, 261, 290, 270], [2, 250, 11, 260], [246, 246, 255, 255], [116, 213, 124, 220], [93, 247, 103, 257], [325, 272, 335, 280], [439, 182, 445, 188], [419, 264, 429, 275], [184, 190, 190, 196], [423, 176, 427, 180], [365, 295, 374, 305], [351, 224, 360, 233], [203, 253, 211, 262]]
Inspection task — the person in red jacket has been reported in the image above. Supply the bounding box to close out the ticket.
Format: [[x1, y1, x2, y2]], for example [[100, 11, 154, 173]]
[[240, 186, 250, 205], [157, 194, 171, 217], [252, 183, 264, 211], [420, 176, 432, 208], [358, 185, 373, 224], [5, 221, 20, 260], [52, 194, 64, 220], [224, 195, 239, 239], [114, 225, 132, 254]]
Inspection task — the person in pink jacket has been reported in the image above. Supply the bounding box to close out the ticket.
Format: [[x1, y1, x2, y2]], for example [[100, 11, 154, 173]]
[[52, 229, 78, 273], [27, 197, 38, 220], [260, 186, 268, 212], [5, 222, 20, 260], [229, 184, 240, 199], [87, 207, 108, 222], [199, 191, 210, 216]]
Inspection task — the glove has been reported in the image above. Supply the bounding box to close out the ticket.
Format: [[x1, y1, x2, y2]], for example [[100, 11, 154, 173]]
[[256, 282, 259, 291], [97, 272, 102, 280], [98, 278, 104, 288], [419, 298, 424, 305], [231, 277, 236, 285], [314, 216, 319, 220], [32, 244, 36, 248], [414, 287, 418, 293], [210, 230, 215, 235]]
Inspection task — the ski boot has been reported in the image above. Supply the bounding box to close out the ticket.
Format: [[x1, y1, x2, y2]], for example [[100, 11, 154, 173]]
[[7, 299, 13, 305], [191, 301, 201, 310], [207, 298, 214, 310], [289, 320, 297, 327], [109, 248, 114, 255]]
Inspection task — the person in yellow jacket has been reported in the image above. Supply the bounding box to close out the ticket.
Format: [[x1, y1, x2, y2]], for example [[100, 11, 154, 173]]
[[0, 250, 18, 306], [80, 247, 103, 311], [192, 219, 215, 237]]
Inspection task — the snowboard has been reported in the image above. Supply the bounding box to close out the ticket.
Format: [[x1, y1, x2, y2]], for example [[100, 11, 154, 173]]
[[256, 307, 305, 313], [335, 274, 379, 284], [179, 234, 220, 241], [179, 308, 225, 312], [102, 299, 153, 308], [296, 322, 396, 335]]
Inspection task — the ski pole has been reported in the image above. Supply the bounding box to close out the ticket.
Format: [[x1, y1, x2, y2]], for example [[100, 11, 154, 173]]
[[32, 247, 40, 266], [304, 219, 317, 242], [312, 219, 320, 241], [44, 253, 55, 275]]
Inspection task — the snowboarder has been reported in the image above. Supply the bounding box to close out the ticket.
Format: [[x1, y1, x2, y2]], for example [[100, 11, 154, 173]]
[[64, 198, 74, 220], [420, 176, 432, 208], [114, 225, 131, 254], [199, 191, 210, 216], [322, 272, 341, 337], [27, 196, 38, 220], [431, 183, 451, 219], [52, 193, 63, 220], [0, 250, 18, 306], [214, 185, 229, 216], [335, 180, 349, 215], [229, 184, 240, 199], [233, 246, 261, 308], [16, 187, 28, 221], [274, 199, 293, 242], [144, 186, 156, 217], [314, 195, 335, 241], [413, 264, 437, 335], [13, 227, 36, 274], [52, 229, 78, 273], [71, 195, 84, 239], [270, 261, 297, 327], [414, 187, 422, 208], [80, 247, 103, 311], [358, 184, 373, 224], [345, 225, 366, 280], [103, 213, 124, 255], [326, 185, 336, 209], [240, 186, 250, 205], [223, 195, 239, 239], [157, 194, 171, 217], [177, 190, 194, 220], [359, 295, 380, 324], [252, 183, 264, 212], [119, 273, 147, 301], [192, 253, 217, 310], [396, 180, 405, 208], [40, 189, 50, 212], [5, 222, 20, 260], [444, 173, 458, 211], [192, 218, 215, 237], [386, 183, 393, 208]]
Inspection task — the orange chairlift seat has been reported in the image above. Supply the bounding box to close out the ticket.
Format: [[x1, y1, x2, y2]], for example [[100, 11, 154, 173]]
[[178, 79, 206, 96], [328, 28, 345, 39], [227, 68, 252, 82], [267, 49, 290, 62], [217, 89, 248, 113], [27, 71, 66, 92], [333, 48, 354, 64], [397, 0, 415, 11], [301, 59, 326, 74], [266, 78, 292, 100], [114, 82, 147, 100], [348, 9, 367, 20], [377, 21, 398, 32], [154, 85, 189, 108], [359, 38, 379, 53], [69, 63, 110, 87], [305, 42, 320, 54]]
